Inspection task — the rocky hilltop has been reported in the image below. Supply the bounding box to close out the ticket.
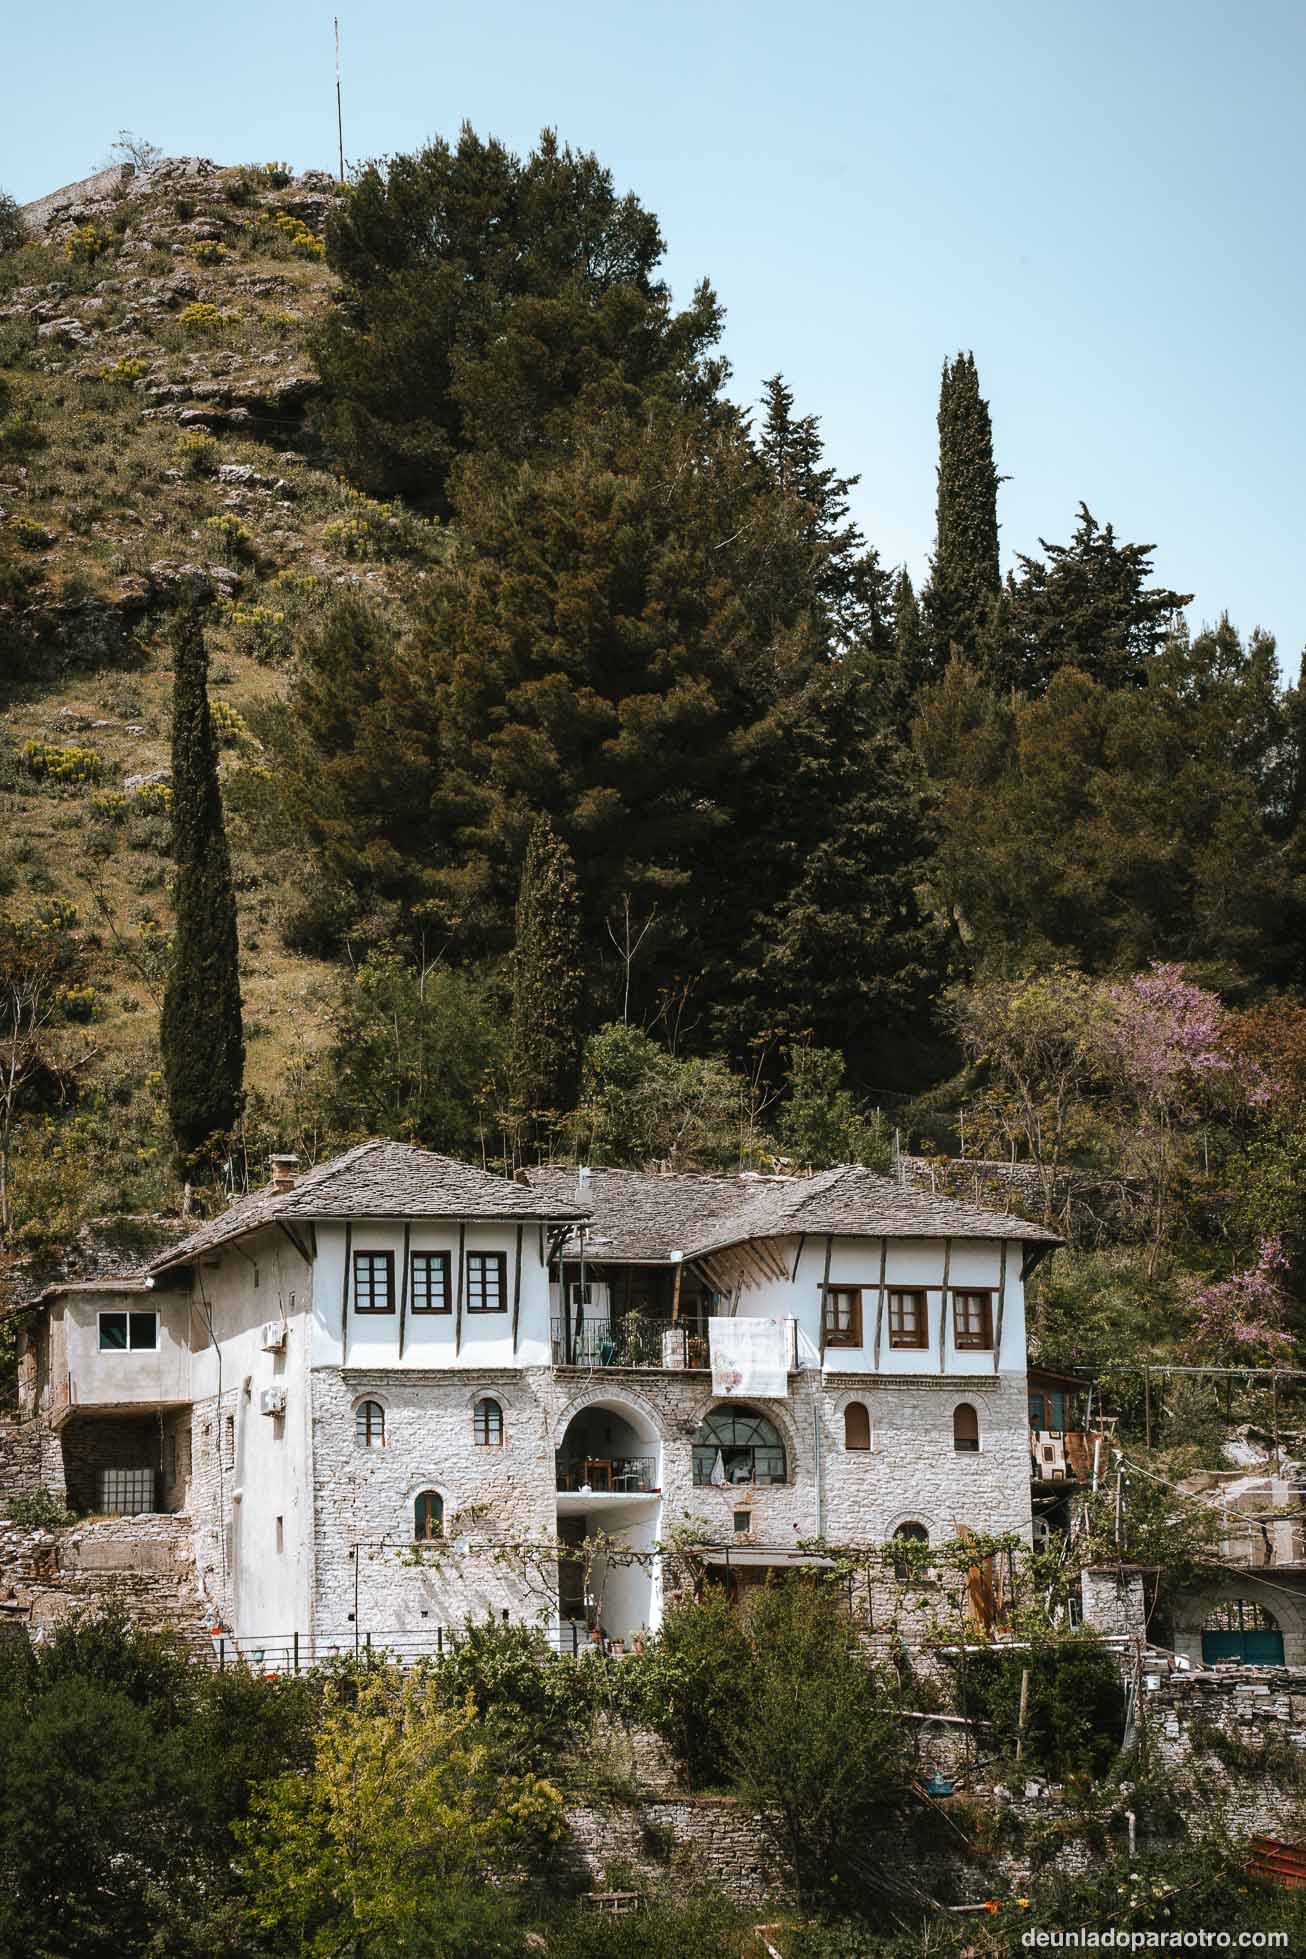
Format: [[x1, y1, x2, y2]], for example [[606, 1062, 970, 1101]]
[[0, 158, 438, 1239]]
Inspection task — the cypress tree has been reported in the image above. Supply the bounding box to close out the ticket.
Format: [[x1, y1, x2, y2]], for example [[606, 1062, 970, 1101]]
[[160, 608, 244, 1172], [925, 352, 1001, 665], [508, 815, 583, 1151]]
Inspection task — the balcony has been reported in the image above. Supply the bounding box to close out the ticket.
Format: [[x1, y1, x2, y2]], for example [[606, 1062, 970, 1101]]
[[555, 1454, 658, 1494], [550, 1315, 708, 1370]]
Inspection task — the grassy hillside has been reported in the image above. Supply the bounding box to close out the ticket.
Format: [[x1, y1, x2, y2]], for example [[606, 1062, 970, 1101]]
[[0, 156, 442, 1212]]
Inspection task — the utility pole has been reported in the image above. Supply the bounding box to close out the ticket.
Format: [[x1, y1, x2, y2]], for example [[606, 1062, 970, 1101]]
[[334, 16, 346, 185]]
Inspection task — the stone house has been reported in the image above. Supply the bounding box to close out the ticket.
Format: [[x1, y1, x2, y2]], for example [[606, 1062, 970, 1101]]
[[14, 1142, 1059, 1656]]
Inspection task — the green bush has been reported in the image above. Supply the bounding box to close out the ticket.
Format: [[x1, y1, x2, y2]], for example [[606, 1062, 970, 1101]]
[[6, 1490, 74, 1530], [0, 189, 25, 257], [955, 1633, 1126, 1781], [632, 1590, 751, 1789]]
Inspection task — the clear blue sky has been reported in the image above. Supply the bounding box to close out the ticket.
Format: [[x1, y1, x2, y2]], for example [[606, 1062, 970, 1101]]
[[9, 1, 1305, 666]]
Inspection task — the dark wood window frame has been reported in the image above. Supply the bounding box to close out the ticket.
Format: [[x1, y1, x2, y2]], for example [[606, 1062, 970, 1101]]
[[951, 1289, 994, 1351], [410, 1250, 452, 1314], [355, 1399, 385, 1447], [473, 1397, 504, 1446], [414, 1490, 443, 1540], [353, 1249, 395, 1314], [888, 1289, 929, 1350], [953, 1402, 981, 1452], [822, 1285, 863, 1347], [466, 1250, 508, 1314]]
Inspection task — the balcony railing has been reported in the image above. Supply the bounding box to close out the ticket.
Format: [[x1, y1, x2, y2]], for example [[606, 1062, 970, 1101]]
[[550, 1316, 708, 1369], [555, 1454, 658, 1494]]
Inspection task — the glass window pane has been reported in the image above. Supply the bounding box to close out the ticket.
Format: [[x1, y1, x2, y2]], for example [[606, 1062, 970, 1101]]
[[99, 1314, 128, 1350], [128, 1313, 158, 1350]]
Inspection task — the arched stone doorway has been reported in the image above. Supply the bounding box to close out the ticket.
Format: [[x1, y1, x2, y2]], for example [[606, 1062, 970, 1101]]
[[554, 1396, 662, 1651]]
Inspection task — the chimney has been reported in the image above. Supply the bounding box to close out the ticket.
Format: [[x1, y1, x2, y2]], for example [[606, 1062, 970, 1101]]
[[577, 1164, 591, 1191], [269, 1154, 299, 1193]]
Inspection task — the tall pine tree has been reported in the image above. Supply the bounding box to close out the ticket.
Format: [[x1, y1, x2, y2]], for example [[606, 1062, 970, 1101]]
[[925, 352, 1001, 666], [160, 608, 244, 1173], [508, 815, 583, 1152]]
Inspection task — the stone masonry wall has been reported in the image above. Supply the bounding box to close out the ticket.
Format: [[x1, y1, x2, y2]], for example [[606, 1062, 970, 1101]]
[[0, 1513, 209, 1652], [0, 1415, 41, 1499], [306, 1363, 1034, 1641], [562, 1797, 792, 1905], [1149, 1666, 1306, 1843]]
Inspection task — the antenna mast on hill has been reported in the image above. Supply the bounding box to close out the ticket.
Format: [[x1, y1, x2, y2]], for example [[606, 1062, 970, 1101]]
[[334, 16, 346, 184]]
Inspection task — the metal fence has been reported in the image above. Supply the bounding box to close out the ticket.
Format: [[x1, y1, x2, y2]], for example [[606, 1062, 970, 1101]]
[[208, 1621, 619, 1672]]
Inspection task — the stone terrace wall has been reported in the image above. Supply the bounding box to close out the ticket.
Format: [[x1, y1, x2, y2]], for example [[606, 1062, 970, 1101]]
[[1149, 1666, 1306, 1842], [0, 1513, 210, 1653], [562, 1796, 792, 1905], [0, 1415, 41, 1498]]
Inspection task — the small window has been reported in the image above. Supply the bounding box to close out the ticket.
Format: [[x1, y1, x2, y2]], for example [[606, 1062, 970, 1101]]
[[98, 1311, 158, 1352], [952, 1291, 993, 1350], [473, 1397, 503, 1446], [355, 1399, 385, 1448], [466, 1251, 507, 1313], [411, 1250, 452, 1314], [353, 1251, 395, 1314], [823, 1287, 862, 1348], [223, 1413, 235, 1469], [953, 1403, 980, 1453], [733, 1510, 752, 1534], [888, 1290, 928, 1350], [414, 1490, 443, 1541], [893, 1520, 930, 1580], [844, 1402, 871, 1451], [1028, 1393, 1046, 1428]]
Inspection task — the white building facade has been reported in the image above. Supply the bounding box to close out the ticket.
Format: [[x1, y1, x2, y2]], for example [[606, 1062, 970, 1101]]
[[17, 1145, 1058, 1654]]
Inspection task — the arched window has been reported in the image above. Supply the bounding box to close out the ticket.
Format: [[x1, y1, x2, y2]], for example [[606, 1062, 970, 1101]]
[[953, 1403, 980, 1453], [473, 1397, 503, 1447], [893, 1520, 929, 1580], [355, 1399, 385, 1448], [692, 1405, 787, 1486], [414, 1490, 443, 1541], [844, 1402, 871, 1452]]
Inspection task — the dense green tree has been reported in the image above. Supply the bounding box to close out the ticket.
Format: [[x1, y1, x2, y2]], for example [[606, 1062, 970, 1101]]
[[757, 372, 892, 652], [324, 949, 502, 1153], [1005, 502, 1192, 693], [728, 1582, 909, 1903], [774, 1043, 891, 1170], [572, 1022, 750, 1169], [0, 188, 24, 257], [508, 816, 583, 1148], [914, 620, 1304, 981], [924, 351, 1001, 665], [312, 124, 724, 512], [159, 609, 244, 1173]]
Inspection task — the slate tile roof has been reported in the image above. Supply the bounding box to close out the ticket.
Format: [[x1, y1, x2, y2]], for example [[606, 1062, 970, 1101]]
[[528, 1163, 1061, 1261], [148, 1141, 589, 1272]]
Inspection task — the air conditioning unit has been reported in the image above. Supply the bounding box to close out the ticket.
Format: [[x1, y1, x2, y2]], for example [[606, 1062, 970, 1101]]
[[260, 1321, 287, 1352], [260, 1386, 287, 1417]]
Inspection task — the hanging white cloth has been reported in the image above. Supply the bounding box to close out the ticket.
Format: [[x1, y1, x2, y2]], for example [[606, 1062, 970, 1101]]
[[709, 1449, 728, 1488], [709, 1317, 789, 1397]]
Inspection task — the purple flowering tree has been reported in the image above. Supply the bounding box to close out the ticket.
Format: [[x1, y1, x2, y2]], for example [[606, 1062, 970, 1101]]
[[1099, 964, 1269, 1272], [1186, 1237, 1293, 1367]]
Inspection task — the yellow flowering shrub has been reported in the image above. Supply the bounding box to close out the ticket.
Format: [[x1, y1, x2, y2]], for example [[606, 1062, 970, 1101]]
[[21, 740, 108, 785], [210, 699, 252, 747], [175, 431, 218, 476], [190, 238, 227, 265], [178, 302, 223, 332], [65, 223, 105, 263], [204, 513, 255, 562]]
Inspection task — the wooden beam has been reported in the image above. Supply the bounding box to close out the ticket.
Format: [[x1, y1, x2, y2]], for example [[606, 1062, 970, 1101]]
[[753, 1237, 790, 1284], [819, 1234, 833, 1363], [790, 1233, 807, 1282], [938, 1237, 952, 1369], [340, 1222, 352, 1365], [511, 1222, 523, 1355], [671, 1258, 684, 1322], [397, 1221, 411, 1360], [454, 1221, 466, 1357], [993, 1238, 1007, 1375], [873, 1237, 887, 1371], [276, 1220, 312, 1266]]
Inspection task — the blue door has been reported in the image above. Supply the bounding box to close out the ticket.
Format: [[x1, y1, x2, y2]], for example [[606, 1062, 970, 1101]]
[[1202, 1627, 1285, 1665]]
